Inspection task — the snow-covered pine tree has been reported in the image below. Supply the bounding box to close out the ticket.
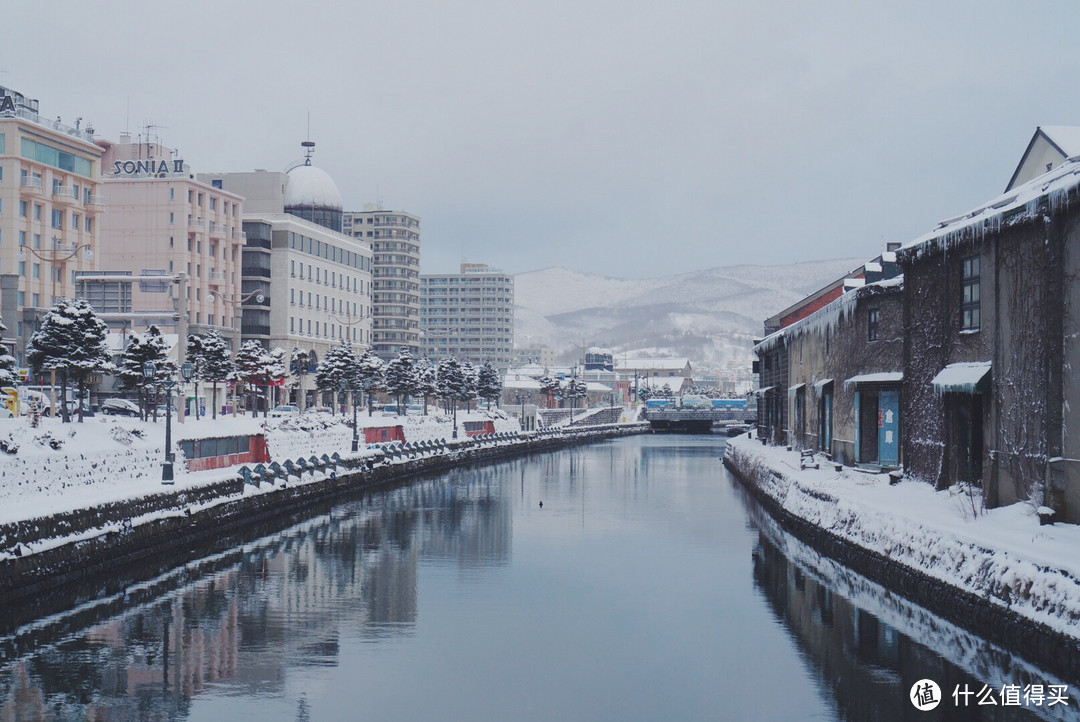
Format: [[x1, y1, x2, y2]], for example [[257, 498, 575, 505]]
[[199, 331, 233, 419], [353, 349, 385, 415], [0, 314, 15, 387], [414, 358, 438, 415], [383, 348, 416, 414], [267, 347, 288, 410], [477, 361, 502, 408], [234, 340, 271, 415], [26, 299, 112, 422], [565, 376, 588, 419], [461, 360, 478, 411], [290, 347, 311, 411], [315, 342, 357, 414], [185, 333, 205, 419], [119, 325, 169, 419], [539, 374, 561, 409], [436, 357, 466, 416]]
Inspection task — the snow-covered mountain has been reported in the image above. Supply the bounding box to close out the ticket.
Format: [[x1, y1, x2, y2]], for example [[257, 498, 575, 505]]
[[514, 259, 866, 373]]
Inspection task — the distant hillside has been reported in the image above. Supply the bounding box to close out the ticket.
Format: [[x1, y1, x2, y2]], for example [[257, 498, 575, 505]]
[[514, 259, 865, 373]]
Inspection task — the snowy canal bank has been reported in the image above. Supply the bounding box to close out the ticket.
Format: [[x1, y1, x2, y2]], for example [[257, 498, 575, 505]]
[[723, 435, 1080, 677], [0, 411, 646, 607]]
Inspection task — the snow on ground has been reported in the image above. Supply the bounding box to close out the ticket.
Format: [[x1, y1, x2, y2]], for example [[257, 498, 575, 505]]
[[726, 435, 1080, 639], [0, 408, 519, 527]]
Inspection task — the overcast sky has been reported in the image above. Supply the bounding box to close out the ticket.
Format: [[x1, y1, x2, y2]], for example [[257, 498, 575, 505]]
[[8, 1, 1080, 278]]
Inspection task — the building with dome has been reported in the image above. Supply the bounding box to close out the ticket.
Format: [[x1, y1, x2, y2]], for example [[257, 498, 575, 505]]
[[284, 162, 343, 233], [199, 147, 373, 387]]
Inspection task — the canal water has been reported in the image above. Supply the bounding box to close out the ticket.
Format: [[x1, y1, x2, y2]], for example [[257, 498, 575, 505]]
[[0, 434, 1076, 720]]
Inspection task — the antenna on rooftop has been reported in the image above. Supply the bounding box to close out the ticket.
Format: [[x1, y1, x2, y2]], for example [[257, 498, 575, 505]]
[[301, 111, 315, 165]]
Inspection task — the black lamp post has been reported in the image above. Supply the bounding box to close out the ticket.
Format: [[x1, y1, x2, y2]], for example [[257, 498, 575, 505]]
[[364, 378, 373, 418], [144, 361, 173, 484], [341, 379, 360, 453], [452, 395, 459, 440]]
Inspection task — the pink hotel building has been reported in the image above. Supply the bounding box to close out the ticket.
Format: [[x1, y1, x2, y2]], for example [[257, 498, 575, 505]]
[[0, 87, 105, 367], [92, 134, 247, 351]]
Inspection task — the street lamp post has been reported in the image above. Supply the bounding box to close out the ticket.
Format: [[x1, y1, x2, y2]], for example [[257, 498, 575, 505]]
[[363, 378, 373, 418], [341, 379, 360, 453]]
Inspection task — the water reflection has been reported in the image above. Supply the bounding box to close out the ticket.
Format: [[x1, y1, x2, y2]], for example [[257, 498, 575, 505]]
[[1, 435, 1075, 720], [0, 469, 511, 720], [741, 484, 1079, 721]]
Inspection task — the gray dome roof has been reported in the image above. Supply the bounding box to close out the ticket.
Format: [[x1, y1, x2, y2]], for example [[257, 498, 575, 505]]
[[284, 163, 342, 210]]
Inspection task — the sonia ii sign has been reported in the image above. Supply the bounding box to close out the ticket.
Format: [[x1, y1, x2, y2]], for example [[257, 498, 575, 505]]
[[113, 158, 184, 176]]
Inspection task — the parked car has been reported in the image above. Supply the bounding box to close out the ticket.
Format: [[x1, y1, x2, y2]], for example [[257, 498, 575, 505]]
[[65, 400, 95, 417], [269, 405, 300, 418], [304, 406, 333, 415], [100, 398, 141, 417]]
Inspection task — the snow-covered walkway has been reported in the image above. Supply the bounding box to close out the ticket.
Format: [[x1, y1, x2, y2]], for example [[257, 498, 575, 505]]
[[724, 435, 1080, 640]]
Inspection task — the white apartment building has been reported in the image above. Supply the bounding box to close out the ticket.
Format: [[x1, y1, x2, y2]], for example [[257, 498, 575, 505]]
[[0, 86, 105, 368], [420, 263, 514, 368], [342, 207, 420, 360], [200, 153, 373, 363]]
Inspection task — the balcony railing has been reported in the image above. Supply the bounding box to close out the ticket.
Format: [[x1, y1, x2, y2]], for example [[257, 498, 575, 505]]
[[188, 218, 205, 229], [207, 270, 227, 284], [209, 222, 227, 235], [88, 195, 105, 206], [20, 176, 43, 191], [52, 185, 78, 200], [232, 230, 246, 240]]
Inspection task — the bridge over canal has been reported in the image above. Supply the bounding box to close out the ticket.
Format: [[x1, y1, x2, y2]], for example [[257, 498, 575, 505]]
[[643, 408, 755, 433]]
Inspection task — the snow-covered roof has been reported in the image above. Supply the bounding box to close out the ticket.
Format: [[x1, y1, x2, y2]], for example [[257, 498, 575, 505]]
[[501, 376, 542, 390], [585, 382, 612, 392], [284, 164, 342, 210], [844, 372, 903, 386], [787, 383, 805, 395], [753, 275, 903, 356], [812, 378, 833, 390], [903, 156, 1080, 260], [752, 386, 773, 396], [931, 361, 991, 394], [616, 358, 690, 371], [637, 376, 688, 390]]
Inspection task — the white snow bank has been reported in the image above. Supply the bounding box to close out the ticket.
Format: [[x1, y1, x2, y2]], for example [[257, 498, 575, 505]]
[[726, 435, 1080, 639]]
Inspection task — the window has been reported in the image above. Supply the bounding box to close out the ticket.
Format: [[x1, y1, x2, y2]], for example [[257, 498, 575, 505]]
[[85, 217, 91, 232], [19, 200, 26, 217], [170, 187, 175, 200], [867, 308, 880, 342], [33, 204, 41, 221], [51, 209, 63, 229], [961, 256, 980, 331]]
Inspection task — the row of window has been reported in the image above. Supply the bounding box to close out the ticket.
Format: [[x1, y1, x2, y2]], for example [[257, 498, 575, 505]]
[[21, 137, 94, 177], [288, 288, 363, 316], [288, 317, 367, 342], [288, 232, 370, 270], [289, 259, 368, 293]]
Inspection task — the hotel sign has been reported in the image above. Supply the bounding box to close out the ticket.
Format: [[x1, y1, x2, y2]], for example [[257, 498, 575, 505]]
[[113, 159, 184, 176], [0, 96, 15, 113]]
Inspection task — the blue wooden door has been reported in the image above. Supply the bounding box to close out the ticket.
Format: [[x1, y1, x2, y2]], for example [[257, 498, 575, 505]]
[[878, 390, 899, 467]]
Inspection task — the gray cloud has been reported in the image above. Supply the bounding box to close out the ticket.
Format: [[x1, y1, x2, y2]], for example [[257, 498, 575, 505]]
[[9, 0, 1080, 277]]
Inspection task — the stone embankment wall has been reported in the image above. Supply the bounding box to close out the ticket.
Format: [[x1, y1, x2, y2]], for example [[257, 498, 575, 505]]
[[0, 424, 646, 603], [723, 442, 1080, 679]]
